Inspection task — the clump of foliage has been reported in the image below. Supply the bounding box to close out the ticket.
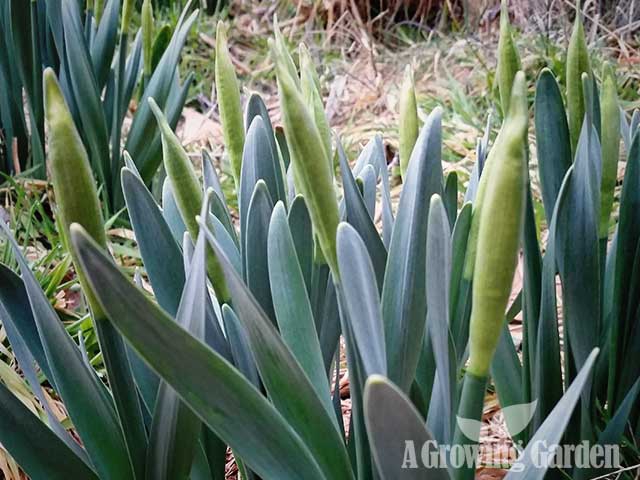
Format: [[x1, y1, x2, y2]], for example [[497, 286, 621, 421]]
[[0, 1, 639, 479]]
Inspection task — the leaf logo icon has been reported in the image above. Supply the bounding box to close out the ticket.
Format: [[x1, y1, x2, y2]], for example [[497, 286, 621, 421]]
[[502, 400, 537, 439], [456, 400, 538, 443], [455, 416, 483, 443]]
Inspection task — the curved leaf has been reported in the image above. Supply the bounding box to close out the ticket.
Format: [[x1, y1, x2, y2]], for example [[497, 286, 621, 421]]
[[200, 221, 355, 480], [0, 381, 97, 480], [70, 225, 327, 480], [338, 141, 387, 287], [0, 221, 133, 480], [364, 375, 450, 480]]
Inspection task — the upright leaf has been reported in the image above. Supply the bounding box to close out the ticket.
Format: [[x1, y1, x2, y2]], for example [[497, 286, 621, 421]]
[[268, 202, 329, 400], [382, 107, 443, 392], [534, 68, 572, 224], [336, 223, 387, 377]]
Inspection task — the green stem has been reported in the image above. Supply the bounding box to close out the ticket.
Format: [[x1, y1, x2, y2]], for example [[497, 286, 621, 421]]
[[452, 372, 487, 480]]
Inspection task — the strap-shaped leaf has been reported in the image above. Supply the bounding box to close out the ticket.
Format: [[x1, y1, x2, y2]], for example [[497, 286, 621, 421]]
[[206, 212, 241, 275], [268, 202, 330, 402], [287, 195, 313, 294], [89, 0, 119, 89], [338, 141, 387, 287], [364, 375, 450, 480], [162, 177, 187, 242], [200, 221, 354, 480], [0, 265, 89, 461], [335, 286, 373, 478], [610, 132, 640, 408], [240, 117, 284, 269], [318, 275, 342, 373], [70, 225, 327, 480], [0, 381, 97, 480], [354, 135, 394, 246], [221, 305, 260, 387], [443, 172, 458, 228], [358, 164, 377, 220], [631, 110, 640, 141], [123, 167, 185, 317], [505, 349, 599, 480], [203, 150, 237, 245], [146, 232, 207, 480], [202, 150, 225, 201], [532, 169, 572, 429], [245, 181, 275, 322], [424, 195, 456, 445], [60, 0, 111, 192], [449, 202, 472, 360], [382, 107, 443, 392], [534, 68, 571, 225], [491, 322, 524, 433], [556, 119, 602, 370], [244, 94, 287, 203], [521, 184, 542, 423], [0, 265, 54, 386], [336, 222, 387, 377], [0, 221, 133, 480]]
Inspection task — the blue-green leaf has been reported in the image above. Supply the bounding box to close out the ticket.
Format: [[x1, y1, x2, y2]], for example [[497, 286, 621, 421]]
[[0, 221, 133, 480], [245, 181, 275, 322], [364, 375, 450, 480], [424, 195, 456, 445], [0, 381, 97, 480], [146, 232, 207, 480], [505, 349, 599, 480], [200, 220, 355, 480], [268, 202, 330, 403], [336, 222, 387, 377], [382, 107, 443, 392], [535, 68, 572, 225], [70, 225, 327, 480], [338, 141, 387, 287]]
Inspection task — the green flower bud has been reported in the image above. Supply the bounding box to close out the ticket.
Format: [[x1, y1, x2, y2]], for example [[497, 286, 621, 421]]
[[121, 0, 134, 35], [399, 65, 419, 179], [142, 0, 154, 78], [599, 63, 620, 239], [567, 9, 592, 154], [149, 98, 229, 301], [272, 42, 341, 277], [94, 0, 104, 23], [44, 68, 107, 314], [496, 0, 521, 115], [215, 21, 245, 189], [299, 43, 332, 163], [467, 71, 528, 377]]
